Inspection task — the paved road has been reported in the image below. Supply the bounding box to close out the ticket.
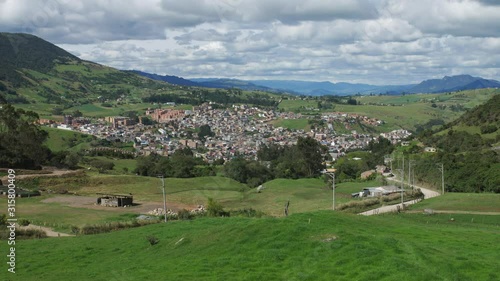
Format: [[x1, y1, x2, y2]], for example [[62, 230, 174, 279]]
[[387, 177, 441, 199], [359, 177, 441, 216]]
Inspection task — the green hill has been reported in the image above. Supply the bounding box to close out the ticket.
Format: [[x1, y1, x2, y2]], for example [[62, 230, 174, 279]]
[[391, 93, 500, 193], [445, 93, 500, 138], [9, 211, 500, 280], [0, 33, 181, 106], [424, 93, 500, 143]]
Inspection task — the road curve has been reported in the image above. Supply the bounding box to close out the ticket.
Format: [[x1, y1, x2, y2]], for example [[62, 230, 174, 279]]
[[359, 177, 441, 216]]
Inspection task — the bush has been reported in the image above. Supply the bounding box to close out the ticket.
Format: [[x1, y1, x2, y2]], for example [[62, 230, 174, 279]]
[[207, 198, 229, 217], [19, 219, 31, 226], [79, 220, 159, 235], [230, 208, 265, 218], [89, 159, 115, 173], [146, 235, 159, 246], [480, 124, 497, 134], [177, 209, 193, 220], [14, 229, 47, 239]]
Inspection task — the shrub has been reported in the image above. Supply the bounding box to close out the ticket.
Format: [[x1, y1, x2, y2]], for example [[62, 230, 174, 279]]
[[230, 208, 265, 218], [146, 235, 159, 246], [207, 198, 229, 217], [15, 229, 47, 239], [177, 209, 193, 220], [19, 219, 31, 226], [70, 225, 80, 235], [480, 124, 497, 134]]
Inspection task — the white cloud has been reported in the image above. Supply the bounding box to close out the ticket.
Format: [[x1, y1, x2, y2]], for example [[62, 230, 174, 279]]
[[0, 0, 499, 84]]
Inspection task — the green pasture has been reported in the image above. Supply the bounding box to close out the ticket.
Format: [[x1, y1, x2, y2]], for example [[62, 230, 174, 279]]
[[10, 210, 500, 281], [42, 127, 93, 152], [409, 193, 500, 213], [271, 118, 310, 130], [226, 178, 382, 216], [0, 196, 133, 230]]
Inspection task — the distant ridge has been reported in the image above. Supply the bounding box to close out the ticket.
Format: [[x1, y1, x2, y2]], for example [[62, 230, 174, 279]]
[[141, 72, 499, 96], [408, 74, 500, 93], [128, 70, 200, 87]]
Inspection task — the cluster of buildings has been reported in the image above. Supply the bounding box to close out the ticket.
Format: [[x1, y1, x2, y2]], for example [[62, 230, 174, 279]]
[[44, 103, 411, 163]]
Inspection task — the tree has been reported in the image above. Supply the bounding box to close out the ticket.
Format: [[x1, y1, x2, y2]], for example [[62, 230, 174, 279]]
[[0, 103, 49, 169], [198, 124, 215, 141], [347, 98, 358, 105], [51, 107, 64, 115], [224, 157, 249, 183], [296, 136, 326, 177], [72, 110, 83, 117], [367, 136, 394, 167]]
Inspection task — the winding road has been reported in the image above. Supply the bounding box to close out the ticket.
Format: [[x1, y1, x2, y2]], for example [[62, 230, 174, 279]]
[[359, 177, 440, 216]]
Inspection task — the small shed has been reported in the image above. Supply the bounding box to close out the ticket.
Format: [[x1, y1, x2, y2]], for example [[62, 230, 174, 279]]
[[97, 193, 133, 207], [353, 185, 402, 198]]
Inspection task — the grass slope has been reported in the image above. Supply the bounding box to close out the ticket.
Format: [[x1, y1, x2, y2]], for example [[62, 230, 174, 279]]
[[42, 127, 94, 152], [11, 211, 500, 281], [408, 193, 500, 213], [230, 178, 382, 216], [278, 89, 499, 131]]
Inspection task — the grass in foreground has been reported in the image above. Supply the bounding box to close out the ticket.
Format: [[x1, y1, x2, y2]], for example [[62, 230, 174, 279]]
[[11, 211, 500, 281]]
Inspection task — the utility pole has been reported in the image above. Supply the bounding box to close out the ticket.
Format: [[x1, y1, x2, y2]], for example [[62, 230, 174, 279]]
[[409, 160, 416, 189], [396, 168, 404, 205], [158, 175, 167, 222], [437, 163, 444, 195], [402, 155, 405, 186], [322, 169, 336, 211]]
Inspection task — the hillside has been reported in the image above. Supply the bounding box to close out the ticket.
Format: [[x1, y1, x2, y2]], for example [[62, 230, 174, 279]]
[[408, 75, 500, 94], [392, 93, 500, 193], [128, 70, 201, 87], [8, 211, 500, 280], [0, 33, 80, 87], [0, 33, 181, 106], [450, 94, 500, 127]]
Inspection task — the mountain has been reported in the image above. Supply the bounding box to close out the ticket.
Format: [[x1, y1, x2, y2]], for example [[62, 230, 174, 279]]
[[190, 78, 277, 92], [128, 70, 200, 87], [408, 75, 500, 93], [0, 33, 179, 105], [250, 80, 415, 96], [0, 32, 80, 87]]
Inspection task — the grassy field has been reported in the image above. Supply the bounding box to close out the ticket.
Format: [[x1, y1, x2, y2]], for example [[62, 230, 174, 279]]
[[217, 178, 383, 216], [271, 118, 310, 130], [12, 174, 390, 228], [9, 210, 499, 280], [42, 127, 94, 152], [0, 195, 136, 230], [408, 193, 500, 213], [277, 89, 499, 131]]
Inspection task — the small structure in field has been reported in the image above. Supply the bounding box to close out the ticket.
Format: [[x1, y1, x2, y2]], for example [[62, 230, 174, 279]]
[[351, 185, 401, 198], [96, 193, 133, 207]]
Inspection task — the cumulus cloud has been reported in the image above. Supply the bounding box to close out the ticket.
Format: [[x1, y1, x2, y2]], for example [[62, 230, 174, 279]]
[[0, 0, 499, 84]]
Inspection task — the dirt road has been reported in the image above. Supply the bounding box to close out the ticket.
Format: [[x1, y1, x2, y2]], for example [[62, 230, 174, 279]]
[[18, 224, 73, 237], [1, 169, 80, 183]]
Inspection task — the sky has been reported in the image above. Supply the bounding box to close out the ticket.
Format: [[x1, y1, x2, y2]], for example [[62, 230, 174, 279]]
[[1, 0, 499, 85]]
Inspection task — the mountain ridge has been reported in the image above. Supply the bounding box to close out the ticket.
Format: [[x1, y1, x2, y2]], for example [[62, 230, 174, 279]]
[[140, 72, 499, 96]]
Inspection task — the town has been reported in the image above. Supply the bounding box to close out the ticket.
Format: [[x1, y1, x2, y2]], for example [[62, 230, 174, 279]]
[[39, 102, 412, 163]]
